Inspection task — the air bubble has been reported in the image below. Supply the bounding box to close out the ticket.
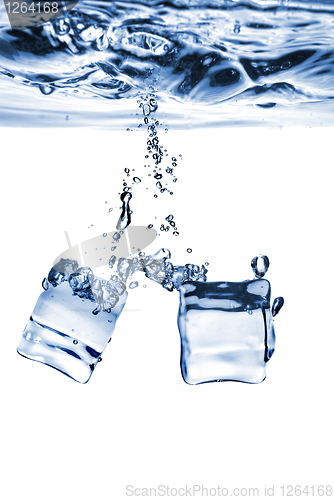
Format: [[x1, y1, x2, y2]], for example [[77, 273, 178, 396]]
[[54, 18, 71, 35], [187, 248, 192, 253], [129, 281, 139, 289], [251, 255, 270, 278], [42, 278, 49, 290], [144, 104, 151, 116], [109, 255, 117, 269], [272, 296, 284, 317]]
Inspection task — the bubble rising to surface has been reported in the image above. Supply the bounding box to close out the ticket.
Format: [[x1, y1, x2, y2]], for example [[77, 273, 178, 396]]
[[251, 255, 270, 278]]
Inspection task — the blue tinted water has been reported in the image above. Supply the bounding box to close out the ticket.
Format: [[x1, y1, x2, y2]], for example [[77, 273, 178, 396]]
[[1, 0, 334, 127], [10, 0, 320, 382]]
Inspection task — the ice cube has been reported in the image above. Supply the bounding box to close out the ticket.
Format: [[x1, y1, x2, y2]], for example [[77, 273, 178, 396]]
[[17, 281, 127, 383], [177, 279, 276, 385]]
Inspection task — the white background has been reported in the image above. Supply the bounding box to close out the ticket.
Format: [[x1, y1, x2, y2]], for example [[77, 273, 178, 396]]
[[0, 125, 333, 499]]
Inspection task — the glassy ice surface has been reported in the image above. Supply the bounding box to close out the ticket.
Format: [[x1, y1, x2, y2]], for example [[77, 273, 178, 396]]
[[177, 279, 275, 385], [17, 282, 127, 383]]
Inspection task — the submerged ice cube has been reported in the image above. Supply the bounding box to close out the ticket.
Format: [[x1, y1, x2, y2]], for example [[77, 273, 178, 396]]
[[177, 279, 275, 385], [17, 282, 127, 383]]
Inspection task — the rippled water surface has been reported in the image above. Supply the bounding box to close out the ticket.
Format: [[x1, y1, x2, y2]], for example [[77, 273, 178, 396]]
[[1, 0, 334, 127]]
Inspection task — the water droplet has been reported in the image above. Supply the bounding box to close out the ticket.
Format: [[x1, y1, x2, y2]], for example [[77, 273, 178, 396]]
[[125, 168, 130, 173], [187, 248, 192, 253], [109, 208, 113, 212], [272, 296, 284, 317], [173, 231, 179, 236], [103, 233, 107, 237], [205, 262, 209, 266], [129, 281, 139, 289], [251, 254, 270, 278], [133, 177, 141, 183], [73, 340, 78, 345], [165, 214, 174, 221], [148, 224, 153, 229]]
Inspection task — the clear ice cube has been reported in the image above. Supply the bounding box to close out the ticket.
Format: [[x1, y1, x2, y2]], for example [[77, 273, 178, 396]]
[[177, 279, 275, 385], [17, 281, 127, 383]]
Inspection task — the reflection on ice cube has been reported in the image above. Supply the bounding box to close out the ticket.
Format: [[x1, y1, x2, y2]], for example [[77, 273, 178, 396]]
[[17, 281, 127, 383], [177, 279, 276, 385]]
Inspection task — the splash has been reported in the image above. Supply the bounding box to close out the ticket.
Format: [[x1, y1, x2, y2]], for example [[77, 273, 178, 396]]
[[2, 1, 334, 127]]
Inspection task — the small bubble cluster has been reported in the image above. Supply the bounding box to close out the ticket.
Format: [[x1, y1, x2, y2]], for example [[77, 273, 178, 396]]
[[45, 248, 208, 315], [116, 95, 182, 237]]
